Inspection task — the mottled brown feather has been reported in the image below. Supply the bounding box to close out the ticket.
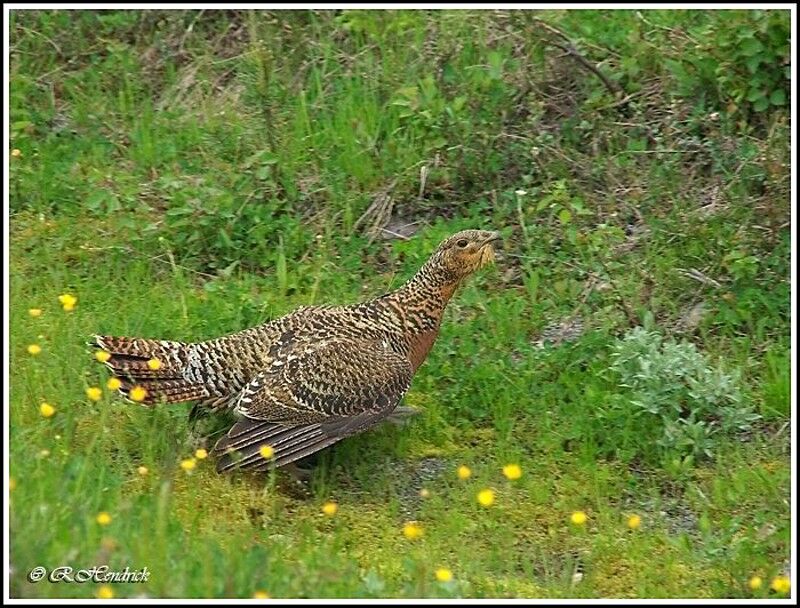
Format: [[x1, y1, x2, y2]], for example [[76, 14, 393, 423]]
[[90, 229, 501, 473]]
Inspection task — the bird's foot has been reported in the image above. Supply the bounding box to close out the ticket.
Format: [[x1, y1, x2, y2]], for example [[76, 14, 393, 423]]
[[386, 406, 421, 426], [283, 462, 313, 482]]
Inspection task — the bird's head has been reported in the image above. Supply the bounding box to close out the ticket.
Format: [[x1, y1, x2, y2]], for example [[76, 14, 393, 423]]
[[429, 229, 503, 281]]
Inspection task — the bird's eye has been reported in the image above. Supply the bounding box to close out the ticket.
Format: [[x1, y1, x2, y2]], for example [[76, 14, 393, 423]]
[[456, 239, 469, 248]]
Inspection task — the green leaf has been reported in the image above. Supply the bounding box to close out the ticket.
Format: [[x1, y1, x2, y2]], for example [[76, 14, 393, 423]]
[[752, 96, 769, 112], [769, 89, 787, 106], [745, 55, 761, 74], [746, 87, 765, 102], [739, 36, 763, 57], [558, 208, 573, 224]]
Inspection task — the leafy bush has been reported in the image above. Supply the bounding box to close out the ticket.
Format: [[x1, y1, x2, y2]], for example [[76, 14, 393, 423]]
[[605, 327, 759, 462], [668, 10, 790, 118]]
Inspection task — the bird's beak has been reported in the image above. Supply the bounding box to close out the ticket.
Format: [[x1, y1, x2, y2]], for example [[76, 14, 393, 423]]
[[482, 231, 503, 246]]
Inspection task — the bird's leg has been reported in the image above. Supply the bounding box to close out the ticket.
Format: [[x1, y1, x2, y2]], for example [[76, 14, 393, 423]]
[[282, 462, 313, 482], [386, 406, 420, 426]]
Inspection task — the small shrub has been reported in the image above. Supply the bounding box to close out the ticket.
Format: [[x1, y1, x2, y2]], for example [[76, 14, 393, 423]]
[[606, 327, 759, 462], [668, 10, 790, 120]]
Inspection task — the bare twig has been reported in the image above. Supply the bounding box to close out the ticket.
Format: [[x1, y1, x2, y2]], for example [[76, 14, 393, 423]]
[[532, 17, 621, 96], [677, 267, 723, 289]]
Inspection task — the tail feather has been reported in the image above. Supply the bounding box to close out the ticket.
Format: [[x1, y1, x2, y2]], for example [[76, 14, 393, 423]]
[[214, 418, 343, 473], [92, 334, 210, 405]]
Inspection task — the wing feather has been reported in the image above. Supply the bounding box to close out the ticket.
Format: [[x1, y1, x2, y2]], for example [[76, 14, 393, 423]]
[[213, 338, 412, 472]]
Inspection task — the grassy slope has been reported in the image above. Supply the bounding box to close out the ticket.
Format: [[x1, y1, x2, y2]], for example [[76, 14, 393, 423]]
[[8, 9, 791, 599]]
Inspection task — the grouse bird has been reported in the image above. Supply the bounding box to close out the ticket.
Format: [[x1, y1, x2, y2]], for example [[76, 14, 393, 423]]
[[91, 229, 502, 473]]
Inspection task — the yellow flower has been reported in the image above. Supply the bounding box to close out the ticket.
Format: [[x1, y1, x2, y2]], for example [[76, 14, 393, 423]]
[[9, 477, 17, 491], [147, 358, 162, 371], [129, 386, 147, 402], [195, 448, 208, 460], [180, 458, 196, 472], [627, 514, 642, 530], [28, 308, 43, 317], [253, 590, 270, 599], [770, 575, 790, 594], [95, 351, 111, 363], [106, 377, 122, 391], [27, 344, 42, 356], [137, 466, 149, 476], [457, 465, 472, 480], [39, 449, 50, 458], [748, 576, 763, 590], [402, 521, 423, 540], [259, 445, 275, 459], [435, 568, 453, 582], [322, 501, 338, 516], [571, 511, 588, 526], [96, 512, 112, 526], [96, 584, 114, 599], [502, 464, 522, 480], [419, 488, 431, 498], [39, 402, 56, 418], [58, 293, 77, 309], [86, 387, 102, 402], [11, 148, 22, 158], [477, 489, 496, 507]]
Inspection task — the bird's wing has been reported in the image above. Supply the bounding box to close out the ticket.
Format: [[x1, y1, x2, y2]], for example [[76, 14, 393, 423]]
[[213, 337, 413, 472]]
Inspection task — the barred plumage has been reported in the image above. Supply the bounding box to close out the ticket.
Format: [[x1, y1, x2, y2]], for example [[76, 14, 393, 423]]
[[91, 229, 502, 473]]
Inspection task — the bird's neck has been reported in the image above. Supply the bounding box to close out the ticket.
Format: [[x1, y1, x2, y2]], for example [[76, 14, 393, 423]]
[[395, 256, 461, 318]]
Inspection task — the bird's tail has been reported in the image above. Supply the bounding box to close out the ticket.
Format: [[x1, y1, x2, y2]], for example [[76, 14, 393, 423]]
[[90, 335, 212, 405]]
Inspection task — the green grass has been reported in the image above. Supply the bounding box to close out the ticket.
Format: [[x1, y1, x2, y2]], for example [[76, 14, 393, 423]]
[[8, 8, 792, 599]]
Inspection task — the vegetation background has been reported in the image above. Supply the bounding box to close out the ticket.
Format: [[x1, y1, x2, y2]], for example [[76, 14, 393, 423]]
[[8, 8, 792, 599]]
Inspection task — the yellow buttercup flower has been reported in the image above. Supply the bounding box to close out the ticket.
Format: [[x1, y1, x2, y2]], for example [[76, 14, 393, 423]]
[[147, 358, 162, 371], [627, 514, 642, 530], [27, 344, 42, 356], [402, 521, 423, 540], [137, 466, 149, 476], [86, 387, 102, 402], [253, 590, 270, 599], [770, 575, 790, 594], [180, 458, 196, 472], [39, 402, 56, 418], [571, 511, 588, 526], [322, 502, 338, 516], [28, 308, 43, 317], [106, 377, 122, 391], [477, 489, 495, 507], [457, 465, 472, 480], [129, 386, 147, 402], [502, 464, 522, 480], [96, 584, 114, 599], [259, 445, 275, 459], [195, 448, 208, 460], [11, 148, 22, 158], [58, 293, 77, 309], [419, 488, 431, 498], [96, 512, 112, 526], [95, 351, 111, 363], [748, 576, 762, 590], [435, 568, 453, 582]]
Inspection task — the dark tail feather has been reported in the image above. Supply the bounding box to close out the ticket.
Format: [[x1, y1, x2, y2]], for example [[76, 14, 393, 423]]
[[91, 334, 210, 405], [214, 418, 342, 473]]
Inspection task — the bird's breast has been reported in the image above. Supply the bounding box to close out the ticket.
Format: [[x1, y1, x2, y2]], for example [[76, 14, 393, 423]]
[[407, 328, 440, 372]]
